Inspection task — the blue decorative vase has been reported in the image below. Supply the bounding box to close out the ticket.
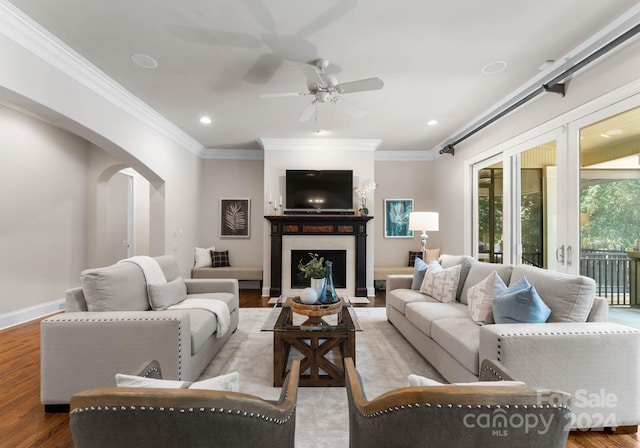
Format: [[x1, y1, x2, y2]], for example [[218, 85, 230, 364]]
[[320, 261, 340, 304]]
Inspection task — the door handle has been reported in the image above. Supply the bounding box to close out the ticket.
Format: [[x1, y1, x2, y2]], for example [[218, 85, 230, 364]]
[[566, 246, 572, 267], [556, 245, 565, 265]]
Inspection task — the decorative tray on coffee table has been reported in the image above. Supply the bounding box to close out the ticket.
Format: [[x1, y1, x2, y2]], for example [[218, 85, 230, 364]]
[[290, 297, 342, 327]]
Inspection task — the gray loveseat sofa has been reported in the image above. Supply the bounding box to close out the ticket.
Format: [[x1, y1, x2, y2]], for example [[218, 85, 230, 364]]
[[386, 254, 640, 431], [41, 255, 239, 410]]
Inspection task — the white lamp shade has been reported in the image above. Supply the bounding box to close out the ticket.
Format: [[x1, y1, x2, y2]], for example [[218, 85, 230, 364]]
[[409, 212, 439, 231]]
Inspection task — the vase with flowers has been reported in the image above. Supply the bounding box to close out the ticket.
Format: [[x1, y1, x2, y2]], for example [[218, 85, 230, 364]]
[[355, 181, 377, 216], [297, 252, 326, 304]]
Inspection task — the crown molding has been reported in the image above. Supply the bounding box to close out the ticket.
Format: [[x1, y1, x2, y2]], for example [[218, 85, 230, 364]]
[[375, 150, 435, 162], [201, 149, 264, 160], [257, 138, 382, 151], [0, 0, 204, 157]]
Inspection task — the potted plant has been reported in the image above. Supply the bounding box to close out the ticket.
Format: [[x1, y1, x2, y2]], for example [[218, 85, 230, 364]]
[[355, 181, 377, 216], [298, 252, 326, 302]]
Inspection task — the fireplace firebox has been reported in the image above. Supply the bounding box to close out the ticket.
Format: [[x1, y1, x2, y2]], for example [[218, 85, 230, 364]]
[[291, 250, 347, 289]]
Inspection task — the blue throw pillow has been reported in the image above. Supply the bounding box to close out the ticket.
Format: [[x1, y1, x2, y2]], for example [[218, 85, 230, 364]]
[[492, 276, 551, 324], [411, 257, 428, 290]]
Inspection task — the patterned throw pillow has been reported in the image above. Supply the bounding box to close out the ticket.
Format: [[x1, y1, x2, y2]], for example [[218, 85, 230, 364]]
[[211, 250, 230, 268], [408, 251, 423, 267], [492, 276, 551, 324], [467, 271, 507, 325], [420, 261, 461, 303]]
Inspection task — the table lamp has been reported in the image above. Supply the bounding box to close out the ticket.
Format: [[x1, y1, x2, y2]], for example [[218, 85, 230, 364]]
[[409, 212, 439, 253]]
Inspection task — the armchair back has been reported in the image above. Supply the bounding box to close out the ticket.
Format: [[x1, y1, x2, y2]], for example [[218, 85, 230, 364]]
[[70, 359, 300, 448], [345, 358, 571, 448]]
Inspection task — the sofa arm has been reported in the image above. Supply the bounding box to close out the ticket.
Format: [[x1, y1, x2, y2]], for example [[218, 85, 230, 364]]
[[184, 278, 239, 296], [479, 322, 640, 429], [41, 310, 193, 407], [386, 275, 413, 292]]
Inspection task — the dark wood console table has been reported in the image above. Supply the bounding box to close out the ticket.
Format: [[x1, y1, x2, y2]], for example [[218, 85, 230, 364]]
[[265, 215, 373, 297]]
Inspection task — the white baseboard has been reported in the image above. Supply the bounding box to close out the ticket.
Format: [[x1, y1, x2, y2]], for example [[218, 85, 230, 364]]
[[0, 299, 64, 330]]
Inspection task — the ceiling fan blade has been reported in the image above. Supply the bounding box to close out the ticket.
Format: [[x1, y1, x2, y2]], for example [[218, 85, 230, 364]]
[[241, 0, 277, 32], [337, 97, 367, 119], [243, 53, 284, 84], [299, 64, 325, 89], [298, 102, 317, 122], [297, 0, 357, 38], [336, 77, 384, 94], [259, 92, 307, 98]]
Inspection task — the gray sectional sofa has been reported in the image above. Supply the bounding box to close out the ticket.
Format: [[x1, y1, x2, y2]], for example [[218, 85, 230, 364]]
[[41, 255, 239, 410], [386, 254, 640, 430]]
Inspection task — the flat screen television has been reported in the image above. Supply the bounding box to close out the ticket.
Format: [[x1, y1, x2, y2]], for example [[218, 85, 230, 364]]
[[285, 170, 353, 213]]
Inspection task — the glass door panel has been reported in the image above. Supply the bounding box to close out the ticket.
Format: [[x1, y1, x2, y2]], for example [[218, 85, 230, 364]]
[[477, 163, 503, 263], [517, 142, 557, 269], [579, 106, 640, 306]]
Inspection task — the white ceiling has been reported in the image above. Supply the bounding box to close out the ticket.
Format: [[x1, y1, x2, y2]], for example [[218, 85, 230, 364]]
[[6, 0, 640, 154]]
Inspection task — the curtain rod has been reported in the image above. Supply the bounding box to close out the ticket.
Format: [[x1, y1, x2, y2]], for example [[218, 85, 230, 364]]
[[439, 21, 640, 156]]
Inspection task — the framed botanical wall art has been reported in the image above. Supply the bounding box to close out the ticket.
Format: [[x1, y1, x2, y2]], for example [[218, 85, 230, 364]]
[[384, 199, 413, 238], [220, 198, 250, 238]]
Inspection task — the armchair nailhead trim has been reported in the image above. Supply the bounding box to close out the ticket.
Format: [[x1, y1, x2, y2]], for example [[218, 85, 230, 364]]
[[355, 402, 571, 418], [70, 404, 297, 424], [481, 365, 506, 381]]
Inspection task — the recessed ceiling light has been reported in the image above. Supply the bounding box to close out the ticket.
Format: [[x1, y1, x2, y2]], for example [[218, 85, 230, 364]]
[[199, 116, 212, 125], [481, 61, 507, 75], [427, 120, 438, 126], [605, 129, 623, 136], [130, 53, 158, 69], [600, 133, 611, 138]]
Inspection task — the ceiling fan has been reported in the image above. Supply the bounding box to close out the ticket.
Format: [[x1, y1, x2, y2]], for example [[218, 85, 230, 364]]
[[260, 58, 384, 122]]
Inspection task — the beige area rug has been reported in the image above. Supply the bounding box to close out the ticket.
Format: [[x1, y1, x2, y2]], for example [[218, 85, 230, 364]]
[[267, 296, 370, 305], [198, 307, 444, 448]]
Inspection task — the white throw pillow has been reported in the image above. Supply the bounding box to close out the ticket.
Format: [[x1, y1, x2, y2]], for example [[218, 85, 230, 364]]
[[467, 271, 507, 325], [419, 261, 461, 303], [194, 246, 216, 268], [407, 374, 525, 387], [189, 372, 240, 392], [115, 371, 240, 392], [115, 374, 190, 389]]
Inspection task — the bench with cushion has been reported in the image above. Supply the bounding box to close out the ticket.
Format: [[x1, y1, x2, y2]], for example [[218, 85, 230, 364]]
[[192, 266, 263, 290]]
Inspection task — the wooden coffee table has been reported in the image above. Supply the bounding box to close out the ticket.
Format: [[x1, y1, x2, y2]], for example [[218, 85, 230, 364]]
[[271, 296, 360, 387]]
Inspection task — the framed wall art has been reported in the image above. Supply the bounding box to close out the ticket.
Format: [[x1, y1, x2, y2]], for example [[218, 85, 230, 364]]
[[220, 198, 250, 238], [384, 199, 413, 238]]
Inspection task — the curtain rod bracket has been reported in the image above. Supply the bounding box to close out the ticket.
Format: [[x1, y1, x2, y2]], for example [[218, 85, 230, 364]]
[[543, 83, 566, 97], [439, 144, 455, 156]]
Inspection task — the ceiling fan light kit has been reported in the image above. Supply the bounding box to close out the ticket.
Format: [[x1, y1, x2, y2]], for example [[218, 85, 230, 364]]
[[260, 58, 384, 122]]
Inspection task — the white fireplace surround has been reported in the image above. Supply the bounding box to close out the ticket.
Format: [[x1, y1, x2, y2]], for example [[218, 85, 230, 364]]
[[282, 235, 355, 298]]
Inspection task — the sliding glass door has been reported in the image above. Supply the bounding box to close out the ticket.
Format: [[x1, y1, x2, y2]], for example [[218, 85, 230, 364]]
[[472, 133, 559, 268], [471, 90, 640, 307], [570, 104, 640, 305]]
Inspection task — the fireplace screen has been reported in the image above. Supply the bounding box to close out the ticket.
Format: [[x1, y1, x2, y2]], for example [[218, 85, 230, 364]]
[[291, 250, 347, 289]]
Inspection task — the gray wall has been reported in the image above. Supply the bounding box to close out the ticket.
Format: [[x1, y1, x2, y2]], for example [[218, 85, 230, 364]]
[[373, 160, 439, 267], [0, 104, 89, 315], [200, 159, 264, 267]]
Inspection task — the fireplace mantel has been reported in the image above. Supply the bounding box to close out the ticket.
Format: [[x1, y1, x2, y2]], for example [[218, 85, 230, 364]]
[[265, 215, 373, 297]]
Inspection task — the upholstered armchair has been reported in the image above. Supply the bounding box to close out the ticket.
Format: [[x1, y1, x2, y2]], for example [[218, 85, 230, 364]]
[[345, 358, 571, 448], [70, 359, 300, 448]]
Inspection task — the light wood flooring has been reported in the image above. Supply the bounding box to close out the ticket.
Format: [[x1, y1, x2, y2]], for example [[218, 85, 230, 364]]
[[0, 289, 637, 447]]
